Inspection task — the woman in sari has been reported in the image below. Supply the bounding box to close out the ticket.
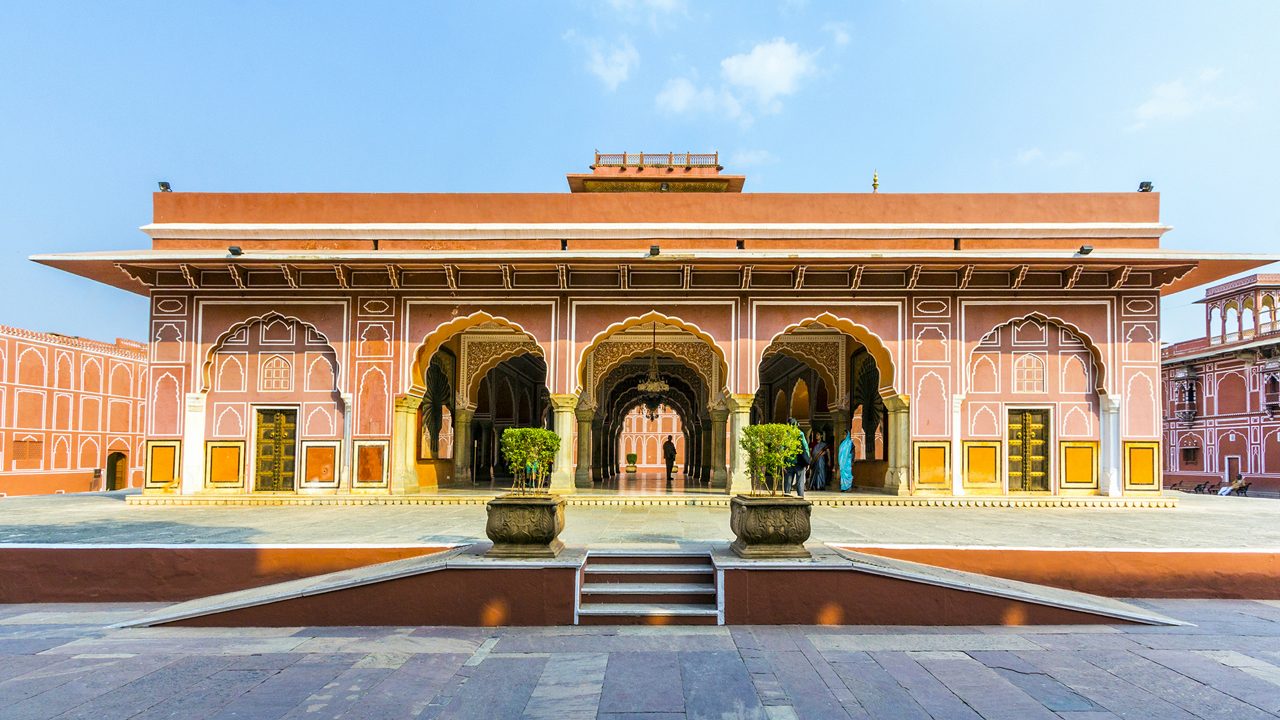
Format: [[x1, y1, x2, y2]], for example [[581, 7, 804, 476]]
[[838, 430, 854, 492], [810, 431, 829, 490]]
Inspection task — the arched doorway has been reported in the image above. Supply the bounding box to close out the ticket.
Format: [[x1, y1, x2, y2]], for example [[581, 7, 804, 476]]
[[413, 317, 549, 490], [105, 452, 127, 491], [577, 314, 729, 492], [754, 317, 899, 494]]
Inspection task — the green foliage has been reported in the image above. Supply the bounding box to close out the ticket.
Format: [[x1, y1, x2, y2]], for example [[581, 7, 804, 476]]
[[740, 423, 804, 495], [626, 452, 638, 464], [499, 427, 561, 493]]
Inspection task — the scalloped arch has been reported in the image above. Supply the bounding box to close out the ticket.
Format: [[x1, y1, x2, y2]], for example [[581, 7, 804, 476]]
[[408, 311, 544, 396], [762, 312, 898, 396], [200, 311, 340, 393], [969, 311, 1108, 394], [576, 311, 730, 395]]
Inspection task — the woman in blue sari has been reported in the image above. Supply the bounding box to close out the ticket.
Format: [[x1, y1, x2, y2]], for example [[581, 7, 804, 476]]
[[838, 430, 854, 492]]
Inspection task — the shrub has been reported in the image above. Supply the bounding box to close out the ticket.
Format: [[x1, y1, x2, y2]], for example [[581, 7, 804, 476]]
[[626, 452, 638, 464], [499, 427, 561, 493], [740, 423, 804, 495]]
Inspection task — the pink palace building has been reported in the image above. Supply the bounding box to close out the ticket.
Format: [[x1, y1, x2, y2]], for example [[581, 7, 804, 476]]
[[0, 325, 148, 496], [31, 153, 1272, 502], [1162, 274, 1280, 495]]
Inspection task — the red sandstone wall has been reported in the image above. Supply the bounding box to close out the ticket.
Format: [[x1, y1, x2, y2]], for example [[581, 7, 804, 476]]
[[0, 326, 147, 496]]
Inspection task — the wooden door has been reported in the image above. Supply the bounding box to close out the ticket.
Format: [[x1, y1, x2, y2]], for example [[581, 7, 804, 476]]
[[1225, 456, 1241, 483], [1007, 408, 1051, 492], [106, 452, 126, 491], [255, 408, 298, 492]]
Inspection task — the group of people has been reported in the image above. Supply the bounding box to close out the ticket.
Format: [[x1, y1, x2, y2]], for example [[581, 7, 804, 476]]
[[784, 418, 856, 497]]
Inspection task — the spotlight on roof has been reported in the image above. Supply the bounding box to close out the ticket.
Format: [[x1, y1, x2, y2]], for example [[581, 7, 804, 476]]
[[649, 245, 660, 257], [1078, 245, 1093, 255], [1138, 181, 1154, 192], [228, 246, 243, 256], [659, 182, 670, 192], [157, 181, 172, 192]]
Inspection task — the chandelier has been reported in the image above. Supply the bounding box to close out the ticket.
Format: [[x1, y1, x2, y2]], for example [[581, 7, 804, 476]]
[[635, 322, 670, 395], [644, 396, 663, 422]]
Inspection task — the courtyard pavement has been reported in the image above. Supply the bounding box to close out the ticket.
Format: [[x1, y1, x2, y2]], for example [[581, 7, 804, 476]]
[[1, 600, 1280, 718], [0, 490, 1278, 549]]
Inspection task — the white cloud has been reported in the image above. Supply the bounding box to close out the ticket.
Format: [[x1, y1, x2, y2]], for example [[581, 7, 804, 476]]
[[655, 77, 745, 123], [730, 149, 776, 166], [1129, 67, 1245, 131], [1014, 147, 1082, 168], [822, 21, 851, 47], [1015, 148, 1044, 165], [654, 37, 817, 124], [720, 38, 817, 111], [566, 32, 639, 91]]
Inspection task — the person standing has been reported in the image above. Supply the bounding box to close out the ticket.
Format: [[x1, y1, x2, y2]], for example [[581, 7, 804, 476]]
[[783, 418, 810, 497], [662, 435, 677, 482], [838, 429, 855, 492], [811, 431, 829, 491]]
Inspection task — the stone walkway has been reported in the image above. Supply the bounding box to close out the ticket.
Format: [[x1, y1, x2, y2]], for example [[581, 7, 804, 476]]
[[1, 491, 1278, 549], [2, 600, 1280, 718]]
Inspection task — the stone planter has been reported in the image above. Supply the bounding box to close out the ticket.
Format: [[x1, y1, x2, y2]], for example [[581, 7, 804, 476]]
[[729, 494, 812, 558], [485, 493, 566, 558], [625, 464, 637, 473]]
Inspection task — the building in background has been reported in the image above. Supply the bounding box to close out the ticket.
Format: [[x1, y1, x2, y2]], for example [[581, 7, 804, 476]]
[[0, 326, 147, 496], [1162, 274, 1280, 495], [33, 152, 1269, 501]]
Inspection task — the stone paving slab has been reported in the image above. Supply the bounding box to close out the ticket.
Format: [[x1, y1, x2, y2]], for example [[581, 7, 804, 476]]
[[0, 599, 1279, 718], [3, 490, 1279, 548]]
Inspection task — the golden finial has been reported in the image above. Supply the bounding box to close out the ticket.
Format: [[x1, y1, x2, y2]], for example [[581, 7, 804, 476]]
[[872, 169, 879, 193]]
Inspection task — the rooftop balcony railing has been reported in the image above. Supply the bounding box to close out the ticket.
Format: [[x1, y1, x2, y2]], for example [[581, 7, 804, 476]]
[[593, 152, 720, 168]]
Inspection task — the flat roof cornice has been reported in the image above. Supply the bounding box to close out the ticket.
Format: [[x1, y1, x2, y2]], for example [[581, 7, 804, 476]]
[[139, 221, 1171, 241]]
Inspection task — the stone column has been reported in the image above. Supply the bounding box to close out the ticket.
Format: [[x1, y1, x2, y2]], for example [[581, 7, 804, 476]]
[[180, 393, 206, 495], [1101, 394, 1123, 497], [700, 420, 712, 482], [726, 394, 753, 494], [575, 406, 594, 488], [950, 394, 965, 496], [883, 394, 911, 496], [452, 406, 475, 484], [710, 406, 730, 488], [390, 394, 422, 494], [549, 393, 578, 492], [339, 393, 354, 491], [829, 403, 850, 488]]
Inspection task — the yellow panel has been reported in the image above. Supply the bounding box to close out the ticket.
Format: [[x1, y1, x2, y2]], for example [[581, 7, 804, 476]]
[[208, 445, 243, 485], [1126, 442, 1159, 487], [915, 444, 949, 487], [148, 445, 176, 485], [1060, 442, 1098, 487], [356, 443, 387, 486], [964, 443, 1000, 487], [305, 445, 337, 484]]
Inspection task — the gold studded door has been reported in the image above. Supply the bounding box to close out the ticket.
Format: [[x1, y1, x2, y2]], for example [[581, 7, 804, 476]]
[[1007, 408, 1050, 492], [254, 408, 298, 492]]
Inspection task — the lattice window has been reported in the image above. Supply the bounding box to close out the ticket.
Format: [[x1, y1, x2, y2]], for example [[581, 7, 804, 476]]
[[1013, 354, 1046, 393], [259, 355, 293, 392], [12, 438, 43, 469]]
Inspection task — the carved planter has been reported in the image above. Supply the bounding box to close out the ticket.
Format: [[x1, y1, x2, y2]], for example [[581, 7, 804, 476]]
[[729, 494, 812, 558], [485, 494, 566, 558]]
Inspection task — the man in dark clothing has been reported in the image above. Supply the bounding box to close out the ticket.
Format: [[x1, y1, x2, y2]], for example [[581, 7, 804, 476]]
[[662, 435, 677, 481]]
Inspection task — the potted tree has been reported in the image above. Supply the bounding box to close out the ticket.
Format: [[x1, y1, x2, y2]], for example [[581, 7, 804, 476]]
[[485, 427, 565, 558], [625, 452, 638, 474], [730, 423, 813, 558]]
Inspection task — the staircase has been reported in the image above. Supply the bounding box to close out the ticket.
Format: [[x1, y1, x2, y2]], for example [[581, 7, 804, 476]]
[[578, 552, 720, 625]]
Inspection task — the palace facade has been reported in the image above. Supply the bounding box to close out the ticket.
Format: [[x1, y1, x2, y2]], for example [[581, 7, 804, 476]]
[[0, 325, 148, 496], [1162, 274, 1280, 495], [35, 153, 1267, 499]]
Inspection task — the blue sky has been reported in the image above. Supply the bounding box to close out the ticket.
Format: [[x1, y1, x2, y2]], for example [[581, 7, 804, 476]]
[[2, 1, 1277, 343]]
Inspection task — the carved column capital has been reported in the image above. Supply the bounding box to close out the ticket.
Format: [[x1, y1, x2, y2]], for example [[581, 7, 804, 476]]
[[393, 394, 423, 412]]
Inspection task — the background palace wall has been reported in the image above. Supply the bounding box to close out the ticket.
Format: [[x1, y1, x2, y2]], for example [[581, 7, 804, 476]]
[[0, 325, 147, 496]]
